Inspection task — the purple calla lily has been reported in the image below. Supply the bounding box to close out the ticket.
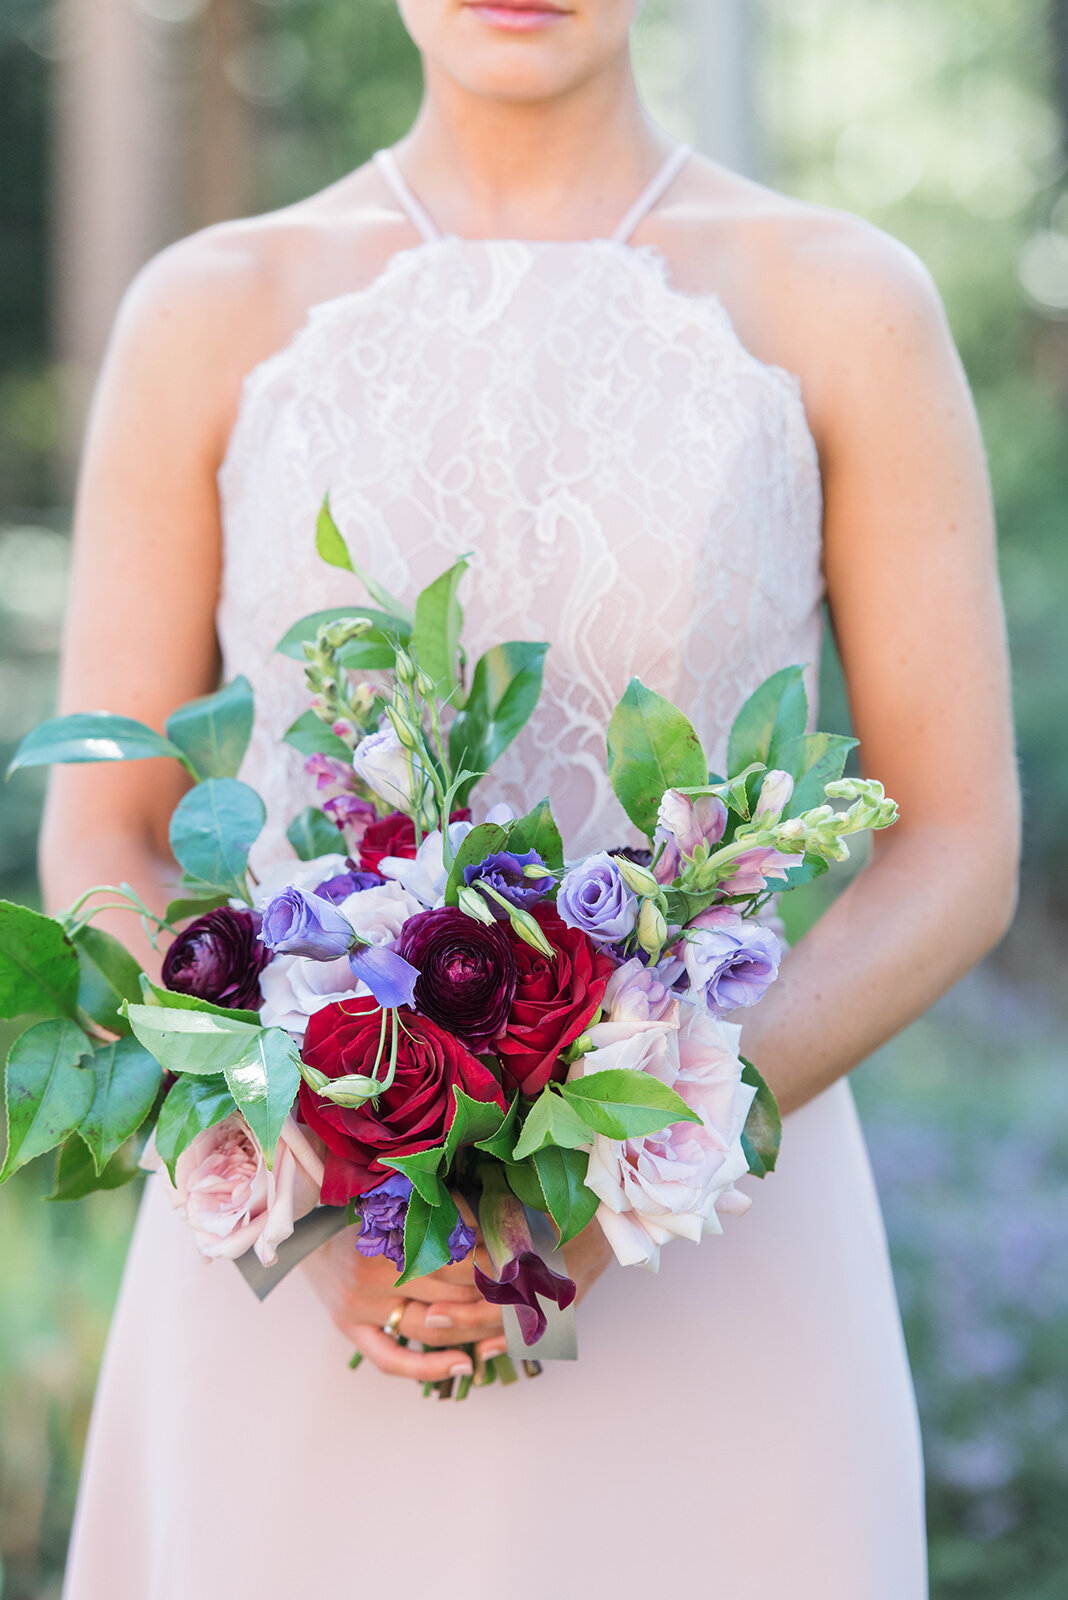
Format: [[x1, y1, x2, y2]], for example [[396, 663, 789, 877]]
[[348, 943, 420, 1010], [474, 1166, 576, 1346]]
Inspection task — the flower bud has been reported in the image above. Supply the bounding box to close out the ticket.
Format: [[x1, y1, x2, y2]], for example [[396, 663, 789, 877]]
[[506, 905, 557, 960], [393, 647, 416, 685], [414, 667, 436, 698], [613, 854, 660, 898], [776, 817, 806, 842], [316, 1073, 383, 1109], [523, 862, 553, 880], [636, 898, 668, 956], [319, 616, 371, 651], [754, 769, 795, 822], [331, 718, 358, 745], [458, 886, 498, 926], [383, 702, 423, 753]]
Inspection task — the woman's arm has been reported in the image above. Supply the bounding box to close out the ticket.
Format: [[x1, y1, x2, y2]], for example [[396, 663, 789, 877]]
[[737, 225, 1020, 1115]]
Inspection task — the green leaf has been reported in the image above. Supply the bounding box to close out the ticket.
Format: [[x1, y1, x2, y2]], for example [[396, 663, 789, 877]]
[[79, 1036, 162, 1173], [223, 1028, 301, 1167], [607, 678, 708, 840], [448, 641, 549, 804], [282, 710, 352, 761], [73, 925, 144, 1035], [316, 496, 413, 623], [168, 778, 265, 899], [775, 733, 859, 817], [164, 893, 231, 925], [275, 605, 411, 662], [396, 1188, 461, 1285], [726, 666, 809, 778], [530, 1144, 599, 1246], [380, 1146, 450, 1207], [50, 1132, 143, 1200], [287, 806, 342, 862], [778, 855, 830, 892], [411, 557, 468, 695], [507, 798, 564, 872], [474, 1093, 520, 1161], [740, 1059, 782, 1178], [559, 1068, 701, 1142], [138, 977, 261, 1025], [443, 821, 511, 908], [503, 1158, 550, 1214], [153, 1072, 238, 1183], [125, 1002, 265, 1075], [7, 712, 188, 776], [165, 676, 254, 781], [442, 1088, 509, 1167], [0, 901, 80, 1021], [511, 1086, 593, 1161], [0, 1019, 94, 1183]]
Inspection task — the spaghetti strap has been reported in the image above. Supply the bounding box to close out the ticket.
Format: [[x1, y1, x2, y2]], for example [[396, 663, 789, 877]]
[[373, 148, 443, 244], [610, 142, 693, 243]]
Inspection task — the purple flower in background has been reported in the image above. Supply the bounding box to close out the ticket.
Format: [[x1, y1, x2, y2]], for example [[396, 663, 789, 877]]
[[680, 906, 781, 1014], [716, 847, 795, 898], [348, 944, 420, 1010], [304, 753, 357, 794], [654, 790, 728, 884], [557, 852, 639, 945], [314, 866, 383, 905], [323, 795, 378, 838], [463, 849, 554, 918], [354, 1172, 475, 1268], [162, 907, 270, 1011], [260, 887, 353, 960]]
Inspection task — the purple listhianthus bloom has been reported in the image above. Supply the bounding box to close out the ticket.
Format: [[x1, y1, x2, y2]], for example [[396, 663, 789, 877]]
[[161, 906, 270, 1011], [353, 1173, 475, 1269], [474, 1167, 577, 1346], [462, 849, 554, 919], [679, 906, 781, 1014], [348, 943, 420, 1010], [304, 752, 357, 794], [313, 865, 383, 905], [259, 886, 354, 960], [557, 851, 639, 945]]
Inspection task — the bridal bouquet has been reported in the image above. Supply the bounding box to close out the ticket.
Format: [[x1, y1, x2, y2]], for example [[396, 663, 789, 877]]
[[1, 499, 896, 1393]]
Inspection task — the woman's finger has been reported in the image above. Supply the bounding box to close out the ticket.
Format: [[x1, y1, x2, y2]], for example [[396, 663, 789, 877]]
[[401, 1296, 505, 1348], [350, 1324, 475, 1382]]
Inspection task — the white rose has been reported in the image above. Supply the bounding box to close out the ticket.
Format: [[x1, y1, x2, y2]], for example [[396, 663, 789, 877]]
[[378, 821, 473, 908]]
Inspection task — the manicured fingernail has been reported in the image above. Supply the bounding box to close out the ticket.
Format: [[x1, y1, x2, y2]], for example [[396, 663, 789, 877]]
[[449, 1361, 473, 1377], [424, 1313, 453, 1329], [481, 1342, 507, 1359]]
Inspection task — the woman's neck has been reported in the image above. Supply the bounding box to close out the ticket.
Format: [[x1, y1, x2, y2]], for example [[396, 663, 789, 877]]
[[396, 62, 673, 241]]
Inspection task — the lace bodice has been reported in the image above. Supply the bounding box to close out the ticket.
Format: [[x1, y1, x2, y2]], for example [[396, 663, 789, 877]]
[[217, 147, 824, 869]]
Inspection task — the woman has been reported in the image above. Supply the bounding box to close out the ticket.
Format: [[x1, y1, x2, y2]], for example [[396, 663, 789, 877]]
[[51, 2, 1018, 1596]]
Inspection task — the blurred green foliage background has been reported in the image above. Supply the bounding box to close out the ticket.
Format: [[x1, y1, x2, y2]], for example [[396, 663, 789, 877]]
[[0, 1, 1066, 1596]]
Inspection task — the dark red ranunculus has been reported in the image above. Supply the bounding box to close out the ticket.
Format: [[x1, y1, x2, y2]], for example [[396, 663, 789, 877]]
[[497, 904, 615, 1098], [161, 907, 269, 1011], [299, 1000, 506, 1204], [397, 906, 517, 1050], [358, 808, 471, 874]]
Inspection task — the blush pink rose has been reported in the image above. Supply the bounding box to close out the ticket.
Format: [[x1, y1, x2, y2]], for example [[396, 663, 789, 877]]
[[143, 1113, 324, 1267], [577, 1004, 756, 1270]]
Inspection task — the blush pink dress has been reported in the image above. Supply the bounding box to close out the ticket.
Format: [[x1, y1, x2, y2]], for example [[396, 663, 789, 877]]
[[62, 145, 928, 1598]]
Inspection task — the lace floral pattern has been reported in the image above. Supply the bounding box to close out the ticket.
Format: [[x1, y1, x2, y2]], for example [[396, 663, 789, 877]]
[[217, 238, 824, 870]]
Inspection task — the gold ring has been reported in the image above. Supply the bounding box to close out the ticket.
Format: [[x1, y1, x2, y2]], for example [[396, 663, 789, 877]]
[[383, 1301, 407, 1340]]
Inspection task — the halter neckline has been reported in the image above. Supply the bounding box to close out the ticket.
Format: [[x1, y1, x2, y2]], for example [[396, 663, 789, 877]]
[[372, 142, 693, 248]]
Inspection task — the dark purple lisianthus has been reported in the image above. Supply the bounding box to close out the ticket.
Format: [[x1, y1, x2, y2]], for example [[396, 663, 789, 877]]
[[162, 907, 269, 1011], [353, 1172, 475, 1269], [463, 849, 555, 919], [397, 907, 517, 1050], [314, 866, 383, 904]]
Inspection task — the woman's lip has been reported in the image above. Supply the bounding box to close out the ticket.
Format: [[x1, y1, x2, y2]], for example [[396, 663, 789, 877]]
[[465, 3, 571, 31]]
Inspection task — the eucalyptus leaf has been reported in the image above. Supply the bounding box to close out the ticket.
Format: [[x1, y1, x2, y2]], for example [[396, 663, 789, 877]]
[[80, 1036, 162, 1173], [287, 807, 342, 862], [316, 496, 413, 623], [396, 1188, 461, 1285], [411, 557, 468, 695], [559, 1067, 701, 1142], [168, 778, 265, 900], [50, 1132, 143, 1200], [283, 710, 352, 761], [530, 1144, 599, 1246], [726, 666, 809, 778], [223, 1027, 302, 1167], [0, 1019, 94, 1183], [448, 641, 549, 804], [165, 676, 254, 781], [443, 822, 511, 907], [73, 925, 144, 1035], [607, 678, 708, 840], [7, 713, 189, 777], [507, 798, 564, 872], [0, 900, 80, 1021], [153, 1072, 238, 1183], [511, 1087, 592, 1162], [740, 1058, 782, 1178]]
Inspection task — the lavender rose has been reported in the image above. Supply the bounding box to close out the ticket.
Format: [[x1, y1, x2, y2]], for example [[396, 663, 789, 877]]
[[463, 849, 554, 918], [397, 906, 517, 1050], [259, 887, 354, 960], [680, 906, 781, 1014], [353, 1172, 475, 1269], [557, 851, 639, 945], [162, 906, 269, 1011]]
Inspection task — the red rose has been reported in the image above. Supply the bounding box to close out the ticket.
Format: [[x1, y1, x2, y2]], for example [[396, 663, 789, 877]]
[[358, 809, 471, 874], [497, 905, 615, 1098], [299, 999, 506, 1204]]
